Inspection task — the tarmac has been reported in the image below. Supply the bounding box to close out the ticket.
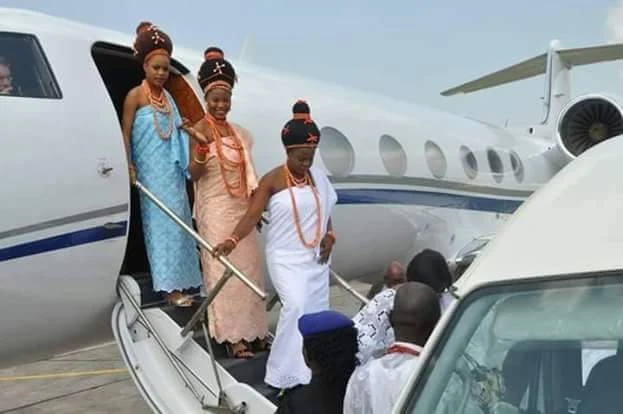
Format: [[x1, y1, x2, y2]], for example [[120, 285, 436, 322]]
[[0, 281, 371, 413]]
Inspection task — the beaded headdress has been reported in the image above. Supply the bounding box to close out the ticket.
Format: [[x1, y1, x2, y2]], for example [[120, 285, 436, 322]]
[[133, 22, 173, 63], [197, 58, 237, 95], [281, 100, 321, 149]]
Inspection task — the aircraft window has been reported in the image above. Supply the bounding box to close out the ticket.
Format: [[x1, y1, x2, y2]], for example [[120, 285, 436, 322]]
[[401, 272, 623, 414], [318, 126, 355, 177], [0, 32, 61, 99], [510, 150, 524, 183], [487, 148, 504, 183], [425, 140, 447, 179], [460, 145, 478, 180], [379, 134, 407, 177]]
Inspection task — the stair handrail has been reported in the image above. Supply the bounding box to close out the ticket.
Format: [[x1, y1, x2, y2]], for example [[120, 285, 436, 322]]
[[134, 180, 267, 302], [117, 281, 207, 405], [132, 180, 371, 409], [135, 179, 368, 325], [135, 180, 267, 409], [330, 269, 370, 305]]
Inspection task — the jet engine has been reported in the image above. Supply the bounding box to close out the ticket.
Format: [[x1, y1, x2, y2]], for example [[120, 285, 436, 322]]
[[554, 94, 623, 165]]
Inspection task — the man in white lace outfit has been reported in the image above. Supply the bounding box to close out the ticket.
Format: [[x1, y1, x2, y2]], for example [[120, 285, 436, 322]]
[[343, 282, 441, 414], [353, 261, 405, 364], [353, 250, 455, 364]]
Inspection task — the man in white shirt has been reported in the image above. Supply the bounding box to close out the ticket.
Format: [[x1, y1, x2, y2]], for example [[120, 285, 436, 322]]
[[343, 282, 441, 414]]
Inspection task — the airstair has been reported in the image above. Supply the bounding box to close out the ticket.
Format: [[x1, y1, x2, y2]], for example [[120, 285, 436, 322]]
[[113, 180, 368, 413]]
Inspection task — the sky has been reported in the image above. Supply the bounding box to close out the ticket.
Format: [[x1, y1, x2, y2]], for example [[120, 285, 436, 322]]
[[4, 0, 623, 126]]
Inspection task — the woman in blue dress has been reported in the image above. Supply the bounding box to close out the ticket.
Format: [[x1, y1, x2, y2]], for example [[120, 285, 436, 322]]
[[121, 22, 202, 306]]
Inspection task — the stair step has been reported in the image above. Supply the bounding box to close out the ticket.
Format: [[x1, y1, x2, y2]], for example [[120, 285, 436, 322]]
[[130, 272, 202, 309], [251, 382, 281, 404], [217, 351, 269, 385], [160, 302, 202, 327], [194, 334, 229, 360]]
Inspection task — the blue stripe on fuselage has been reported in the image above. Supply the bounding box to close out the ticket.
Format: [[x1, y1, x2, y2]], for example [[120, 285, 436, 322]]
[[336, 188, 525, 214], [0, 221, 128, 262], [0, 188, 525, 262]]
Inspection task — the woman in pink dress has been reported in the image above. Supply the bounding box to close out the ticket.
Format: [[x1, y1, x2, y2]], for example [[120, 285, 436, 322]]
[[185, 56, 269, 359]]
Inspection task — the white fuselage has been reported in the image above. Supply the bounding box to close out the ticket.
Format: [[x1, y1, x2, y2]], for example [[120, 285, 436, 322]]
[[0, 8, 560, 368]]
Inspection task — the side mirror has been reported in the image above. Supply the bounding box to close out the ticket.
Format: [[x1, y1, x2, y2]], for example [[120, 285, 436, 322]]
[[450, 235, 493, 280]]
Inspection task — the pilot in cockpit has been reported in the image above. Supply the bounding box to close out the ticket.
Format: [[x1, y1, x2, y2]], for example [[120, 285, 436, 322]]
[[0, 57, 14, 95]]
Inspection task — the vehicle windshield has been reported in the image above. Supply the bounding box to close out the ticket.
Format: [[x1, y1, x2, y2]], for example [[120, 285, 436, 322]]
[[401, 272, 623, 414]]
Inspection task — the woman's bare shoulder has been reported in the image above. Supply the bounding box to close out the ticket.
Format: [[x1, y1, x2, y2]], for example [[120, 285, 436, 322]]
[[231, 122, 255, 146]]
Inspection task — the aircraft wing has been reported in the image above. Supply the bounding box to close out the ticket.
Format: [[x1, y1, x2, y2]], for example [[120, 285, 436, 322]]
[[441, 43, 623, 97], [440, 53, 547, 96], [558, 43, 623, 66]]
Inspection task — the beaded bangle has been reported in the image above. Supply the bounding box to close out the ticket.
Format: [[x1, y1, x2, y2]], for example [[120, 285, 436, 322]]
[[226, 234, 240, 248], [196, 145, 211, 155], [194, 154, 209, 165]]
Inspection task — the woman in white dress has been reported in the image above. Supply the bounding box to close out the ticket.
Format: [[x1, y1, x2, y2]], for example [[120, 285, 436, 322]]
[[213, 100, 338, 391]]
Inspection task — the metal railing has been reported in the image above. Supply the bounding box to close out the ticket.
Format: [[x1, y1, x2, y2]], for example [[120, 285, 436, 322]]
[[130, 180, 370, 409], [133, 180, 266, 412], [135, 180, 266, 302], [331, 269, 369, 305], [117, 280, 207, 406]]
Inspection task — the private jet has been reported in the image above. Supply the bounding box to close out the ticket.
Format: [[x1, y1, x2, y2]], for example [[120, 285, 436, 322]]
[[2, 7, 623, 413]]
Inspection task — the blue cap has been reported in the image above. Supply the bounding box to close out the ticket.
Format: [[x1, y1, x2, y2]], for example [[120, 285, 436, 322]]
[[298, 310, 354, 338]]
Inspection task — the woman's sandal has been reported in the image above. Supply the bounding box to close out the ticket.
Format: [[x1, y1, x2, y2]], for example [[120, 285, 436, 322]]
[[256, 338, 271, 352], [166, 292, 194, 308], [228, 342, 255, 359]]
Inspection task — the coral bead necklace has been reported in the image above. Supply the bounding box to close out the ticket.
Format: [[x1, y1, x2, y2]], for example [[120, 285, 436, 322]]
[[205, 114, 248, 198], [142, 79, 173, 140], [284, 164, 322, 248]]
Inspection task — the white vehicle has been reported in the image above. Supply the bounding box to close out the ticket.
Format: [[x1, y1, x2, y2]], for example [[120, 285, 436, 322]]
[[2, 7, 623, 413], [393, 130, 623, 414]]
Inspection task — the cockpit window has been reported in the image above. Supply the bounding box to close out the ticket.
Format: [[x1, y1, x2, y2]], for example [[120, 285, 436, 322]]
[[402, 273, 623, 414], [0, 32, 62, 99]]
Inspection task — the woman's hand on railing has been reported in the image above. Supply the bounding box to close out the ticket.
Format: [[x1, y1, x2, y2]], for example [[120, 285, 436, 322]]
[[212, 239, 235, 258]]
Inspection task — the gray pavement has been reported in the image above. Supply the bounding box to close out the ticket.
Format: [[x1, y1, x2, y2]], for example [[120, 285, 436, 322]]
[[0, 281, 371, 413]]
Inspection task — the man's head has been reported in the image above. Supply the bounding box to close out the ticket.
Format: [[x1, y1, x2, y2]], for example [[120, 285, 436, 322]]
[[298, 310, 359, 397], [204, 46, 224, 61], [390, 282, 441, 346], [0, 57, 13, 95], [385, 260, 406, 287]]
